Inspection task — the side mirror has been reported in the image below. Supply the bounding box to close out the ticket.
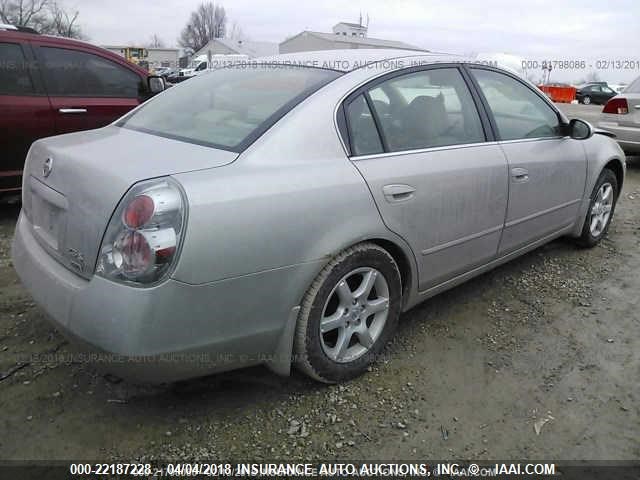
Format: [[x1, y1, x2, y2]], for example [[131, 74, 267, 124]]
[[148, 75, 165, 95], [567, 118, 593, 140]]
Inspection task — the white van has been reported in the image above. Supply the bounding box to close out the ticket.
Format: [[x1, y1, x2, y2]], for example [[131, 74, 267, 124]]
[[179, 54, 249, 79]]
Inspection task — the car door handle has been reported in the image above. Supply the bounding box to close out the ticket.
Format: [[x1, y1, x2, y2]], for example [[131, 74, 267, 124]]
[[511, 168, 529, 183], [382, 184, 416, 203], [58, 108, 87, 114]]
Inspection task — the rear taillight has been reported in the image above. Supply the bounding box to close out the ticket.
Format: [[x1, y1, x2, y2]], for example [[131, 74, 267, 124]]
[[603, 98, 629, 115], [123, 195, 154, 228], [96, 178, 186, 285]]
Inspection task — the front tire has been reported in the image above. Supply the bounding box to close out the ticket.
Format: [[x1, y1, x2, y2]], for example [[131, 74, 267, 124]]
[[294, 243, 402, 383], [576, 169, 618, 248], [582, 96, 592, 105]]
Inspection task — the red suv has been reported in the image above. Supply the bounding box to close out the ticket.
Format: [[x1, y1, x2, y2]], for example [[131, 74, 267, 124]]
[[0, 25, 165, 193]]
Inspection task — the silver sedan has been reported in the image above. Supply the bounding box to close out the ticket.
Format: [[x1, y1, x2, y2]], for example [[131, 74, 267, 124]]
[[598, 74, 640, 154], [12, 50, 625, 383]]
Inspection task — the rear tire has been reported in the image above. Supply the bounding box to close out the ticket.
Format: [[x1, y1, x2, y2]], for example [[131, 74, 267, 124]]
[[575, 169, 618, 248], [294, 243, 402, 383]]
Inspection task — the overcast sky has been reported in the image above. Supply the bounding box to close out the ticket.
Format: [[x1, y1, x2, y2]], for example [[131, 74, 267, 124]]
[[74, 0, 639, 82]]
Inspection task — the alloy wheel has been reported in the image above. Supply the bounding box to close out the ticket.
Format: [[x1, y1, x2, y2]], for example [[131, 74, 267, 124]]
[[319, 267, 390, 363], [589, 182, 613, 237]]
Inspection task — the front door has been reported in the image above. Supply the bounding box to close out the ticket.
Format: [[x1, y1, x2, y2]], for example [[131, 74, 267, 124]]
[[34, 44, 142, 134], [343, 66, 509, 291], [469, 67, 587, 254]]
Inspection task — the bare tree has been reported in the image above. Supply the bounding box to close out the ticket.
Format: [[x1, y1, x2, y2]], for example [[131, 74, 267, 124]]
[[48, 1, 81, 38], [0, 0, 83, 38], [226, 20, 245, 41], [178, 1, 227, 54], [147, 34, 165, 48], [0, 0, 49, 29]]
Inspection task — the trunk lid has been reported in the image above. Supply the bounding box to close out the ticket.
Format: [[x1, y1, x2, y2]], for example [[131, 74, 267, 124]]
[[22, 126, 238, 278], [618, 93, 640, 127]]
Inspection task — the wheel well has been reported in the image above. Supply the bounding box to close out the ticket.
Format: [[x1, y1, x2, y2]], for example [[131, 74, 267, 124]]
[[368, 238, 412, 306], [605, 159, 624, 196]]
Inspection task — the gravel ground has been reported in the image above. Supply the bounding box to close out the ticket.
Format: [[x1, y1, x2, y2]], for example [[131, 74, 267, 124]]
[[0, 156, 638, 462]]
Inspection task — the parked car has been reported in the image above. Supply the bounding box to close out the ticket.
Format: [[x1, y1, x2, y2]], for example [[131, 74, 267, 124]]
[[610, 83, 628, 94], [575, 83, 617, 105], [0, 24, 165, 193], [12, 50, 625, 384], [152, 66, 175, 79], [165, 70, 181, 84], [598, 75, 640, 154]]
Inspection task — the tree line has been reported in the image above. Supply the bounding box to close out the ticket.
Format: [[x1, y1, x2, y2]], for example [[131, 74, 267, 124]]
[[0, 0, 83, 38], [1, 0, 241, 53]]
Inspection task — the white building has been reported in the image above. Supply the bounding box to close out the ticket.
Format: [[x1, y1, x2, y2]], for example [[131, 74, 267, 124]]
[[280, 23, 426, 54], [193, 38, 279, 59], [332, 21, 368, 38]]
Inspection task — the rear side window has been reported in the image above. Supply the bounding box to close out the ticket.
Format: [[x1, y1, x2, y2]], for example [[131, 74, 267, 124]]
[[471, 68, 561, 141], [346, 68, 485, 154], [39, 47, 143, 98], [0, 42, 34, 95], [346, 95, 383, 156], [121, 65, 342, 151]]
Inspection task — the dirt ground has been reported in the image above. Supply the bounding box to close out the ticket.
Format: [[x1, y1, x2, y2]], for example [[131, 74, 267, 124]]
[[0, 158, 638, 463]]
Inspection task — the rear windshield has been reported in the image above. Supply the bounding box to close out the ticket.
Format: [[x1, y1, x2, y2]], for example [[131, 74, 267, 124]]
[[120, 65, 342, 151]]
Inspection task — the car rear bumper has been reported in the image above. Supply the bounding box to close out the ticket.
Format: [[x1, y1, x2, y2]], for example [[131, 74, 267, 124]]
[[12, 211, 313, 382], [598, 121, 640, 153]]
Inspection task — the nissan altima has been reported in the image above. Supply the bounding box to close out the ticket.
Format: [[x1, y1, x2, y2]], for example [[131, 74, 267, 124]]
[[12, 50, 625, 383]]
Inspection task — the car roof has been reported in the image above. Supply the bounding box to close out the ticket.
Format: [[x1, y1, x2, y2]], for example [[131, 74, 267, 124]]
[[257, 49, 470, 72]]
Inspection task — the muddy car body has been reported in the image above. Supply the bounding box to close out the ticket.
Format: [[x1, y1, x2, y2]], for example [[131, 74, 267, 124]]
[[12, 50, 625, 383]]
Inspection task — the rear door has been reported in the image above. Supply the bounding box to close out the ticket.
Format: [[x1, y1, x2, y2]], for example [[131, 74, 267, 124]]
[[33, 43, 145, 134], [0, 40, 54, 192], [342, 66, 509, 291], [468, 67, 587, 254], [590, 85, 605, 104]]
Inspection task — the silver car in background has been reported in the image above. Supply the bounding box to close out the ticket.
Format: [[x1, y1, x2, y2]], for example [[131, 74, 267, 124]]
[[12, 50, 625, 384], [598, 75, 640, 154]]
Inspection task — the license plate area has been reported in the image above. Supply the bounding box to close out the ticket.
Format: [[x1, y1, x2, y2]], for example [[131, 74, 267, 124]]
[[29, 176, 68, 252]]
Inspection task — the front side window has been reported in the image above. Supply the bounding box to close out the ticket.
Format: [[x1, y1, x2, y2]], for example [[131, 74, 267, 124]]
[[121, 65, 341, 151], [39, 47, 143, 98], [364, 68, 485, 152], [471, 68, 561, 141], [0, 42, 34, 95]]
